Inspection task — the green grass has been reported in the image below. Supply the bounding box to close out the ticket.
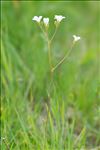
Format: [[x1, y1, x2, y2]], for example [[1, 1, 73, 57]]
[[1, 1, 100, 150]]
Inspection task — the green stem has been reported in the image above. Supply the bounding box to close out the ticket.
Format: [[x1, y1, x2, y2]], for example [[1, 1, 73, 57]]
[[38, 23, 46, 36], [51, 42, 75, 72], [38, 24, 53, 78], [50, 26, 58, 43], [47, 40, 53, 79]]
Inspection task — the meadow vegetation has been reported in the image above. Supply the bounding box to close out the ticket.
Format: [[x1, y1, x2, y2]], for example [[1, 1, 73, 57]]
[[1, 1, 100, 149]]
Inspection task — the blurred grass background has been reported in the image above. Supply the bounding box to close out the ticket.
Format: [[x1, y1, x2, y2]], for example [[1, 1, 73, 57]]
[[1, 1, 100, 149]]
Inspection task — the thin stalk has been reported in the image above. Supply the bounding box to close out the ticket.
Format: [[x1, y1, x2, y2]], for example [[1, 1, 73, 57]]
[[47, 40, 53, 79], [51, 41, 75, 72], [38, 23, 53, 79], [50, 26, 58, 43], [38, 23, 46, 36]]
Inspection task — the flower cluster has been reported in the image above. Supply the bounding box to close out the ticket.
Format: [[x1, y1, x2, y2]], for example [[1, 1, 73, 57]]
[[32, 14, 81, 75], [32, 15, 65, 27], [32, 15, 81, 43]]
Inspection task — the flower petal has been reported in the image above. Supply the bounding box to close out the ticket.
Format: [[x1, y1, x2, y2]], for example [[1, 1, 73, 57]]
[[73, 35, 81, 42], [32, 16, 42, 23], [54, 15, 65, 22], [43, 18, 49, 26]]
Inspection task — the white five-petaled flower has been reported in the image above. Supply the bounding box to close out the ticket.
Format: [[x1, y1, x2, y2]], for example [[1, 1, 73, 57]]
[[54, 15, 65, 22], [32, 16, 42, 23], [43, 18, 49, 26], [73, 35, 81, 42]]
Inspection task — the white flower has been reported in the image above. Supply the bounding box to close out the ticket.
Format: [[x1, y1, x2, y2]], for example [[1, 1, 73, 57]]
[[73, 35, 81, 42], [43, 18, 49, 26], [54, 15, 65, 22], [32, 16, 42, 23]]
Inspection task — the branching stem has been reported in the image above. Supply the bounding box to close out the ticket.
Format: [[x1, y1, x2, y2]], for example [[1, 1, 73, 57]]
[[50, 26, 58, 43], [51, 41, 75, 72]]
